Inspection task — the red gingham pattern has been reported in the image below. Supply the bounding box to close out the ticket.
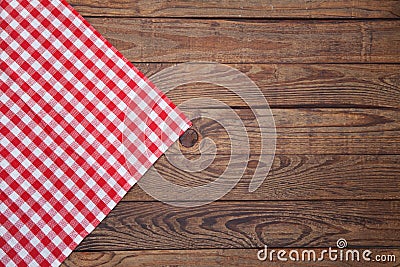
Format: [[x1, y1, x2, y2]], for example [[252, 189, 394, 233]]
[[0, 1, 191, 266]]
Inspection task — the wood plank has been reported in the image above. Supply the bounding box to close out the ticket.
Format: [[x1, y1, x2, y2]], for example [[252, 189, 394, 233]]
[[85, 18, 400, 63], [135, 63, 400, 109], [165, 108, 400, 155], [76, 201, 400, 250], [122, 155, 400, 201], [121, 109, 400, 201], [70, 0, 400, 19], [65, 248, 400, 267]]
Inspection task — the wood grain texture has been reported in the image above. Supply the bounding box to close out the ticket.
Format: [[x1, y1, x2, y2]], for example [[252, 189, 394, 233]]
[[64, 249, 400, 267], [122, 155, 400, 201], [85, 18, 400, 63], [135, 63, 400, 109], [71, 0, 400, 19], [67, 2, 400, 266], [168, 108, 400, 155], [76, 201, 400, 250]]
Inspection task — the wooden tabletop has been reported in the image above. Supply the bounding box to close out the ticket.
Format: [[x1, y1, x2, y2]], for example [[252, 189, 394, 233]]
[[64, 1, 400, 266]]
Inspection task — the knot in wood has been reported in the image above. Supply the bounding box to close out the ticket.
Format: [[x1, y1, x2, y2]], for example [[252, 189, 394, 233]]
[[179, 129, 198, 148]]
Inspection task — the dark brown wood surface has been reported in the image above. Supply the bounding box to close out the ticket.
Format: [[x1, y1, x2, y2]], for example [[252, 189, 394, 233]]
[[70, 0, 400, 18], [65, 248, 400, 267], [64, 0, 400, 266], [85, 19, 400, 63], [76, 201, 400, 250], [135, 63, 400, 109], [172, 108, 400, 155], [123, 155, 400, 201]]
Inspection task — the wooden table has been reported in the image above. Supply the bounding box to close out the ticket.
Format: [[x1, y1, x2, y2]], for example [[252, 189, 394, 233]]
[[64, 1, 400, 266]]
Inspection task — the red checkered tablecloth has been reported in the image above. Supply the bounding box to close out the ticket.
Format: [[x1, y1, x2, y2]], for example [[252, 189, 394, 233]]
[[0, 1, 191, 266]]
